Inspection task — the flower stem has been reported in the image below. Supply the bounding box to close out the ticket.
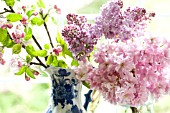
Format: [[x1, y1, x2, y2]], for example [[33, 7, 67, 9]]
[[43, 21, 54, 48], [30, 59, 47, 69], [41, 12, 54, 48], [34, 57, 47, 68], [7, 6, 48, 67], [32, 35, 43, 50], [8, 6, 43, 50], [130, 107, 139, 113]]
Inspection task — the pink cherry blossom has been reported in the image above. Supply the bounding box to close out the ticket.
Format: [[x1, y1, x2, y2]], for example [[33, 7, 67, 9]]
[[53, 46, 62, 56]]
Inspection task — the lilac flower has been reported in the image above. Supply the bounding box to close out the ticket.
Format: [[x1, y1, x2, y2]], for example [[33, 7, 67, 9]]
[[62, 14, 100, 60], [93, 0, 155, 42], [75, 36, 170, 107]]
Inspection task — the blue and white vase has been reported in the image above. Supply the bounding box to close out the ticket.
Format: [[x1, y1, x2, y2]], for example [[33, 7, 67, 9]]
[[45, 67, 90, 113]]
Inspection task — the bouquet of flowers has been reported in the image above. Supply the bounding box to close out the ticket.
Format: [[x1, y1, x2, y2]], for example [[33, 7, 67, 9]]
[[1, 0, 170, 112], [74, 0, 170, 112]]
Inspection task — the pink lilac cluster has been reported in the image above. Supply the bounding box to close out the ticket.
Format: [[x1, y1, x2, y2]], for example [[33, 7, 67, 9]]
[[74, 59, 93, 81], [62, 14, 99, 60], [78, 37, 170, 107], [93, 0, 155, 42], [0, 52, 5, 65]]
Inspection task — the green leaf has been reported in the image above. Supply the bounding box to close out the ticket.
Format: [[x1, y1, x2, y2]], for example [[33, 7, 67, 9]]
[[12, 44, 21, 54], [71, 59, 79, 66], [26, 55, 32, 63], [6, 39, 15, 48], [2, 34, 10, 46], [62, 44, 73, 58], [44, 44, 50, 50], [56, 32, 65, 45], [51, 55, 58, 67], [37, 0, 45, 8], [24, 27, 32, 41], [2, 34, 15, 48], [26, 10, 35, 18], [38, 66, 48, 77], [51, 17, 57, 25], [58, 60, 67, 68], [31, 5, 36, 10], [36, 50, 47, 57], [25, 45, 37, 57], [6, 13, 22, 22], [46, 55, 53, 65], [31, 17, 44, 26], [82, 81, 90, 89], [0, 28, 7, 42], [5, 0, 15, 6], [26, 67, 35, 79], [56, 32, 73, 58], [15, 66, 26, 75]]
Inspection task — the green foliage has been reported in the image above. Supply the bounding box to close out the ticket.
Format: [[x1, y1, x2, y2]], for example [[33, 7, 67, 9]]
[[56, 32, 65, 45], [2, 35, 15, 48], [15, 65, 26, 75], [58, 60, 67, 68], [26, 67, 35, 79], [12, 44, 21, 54], [71, 59, 79, 66], [4, 0, 15, 7], [51, 55, 58, 67], [44, 44, 50, 50], [24, 27, 32, 41], [26, 10, 35, 18], [26, 45, 37, 57], [36, 50, 47, 57], [26, 55, 33, 63], [0, 84, 49, 113], [38, 66, 48, 77], [51, 17, 58, 25], [6, 13, 22, 22], [0, 28, 7, 42], [26, 45, 47, 57], [31, 17, 44, 26], [46, 54, 53, 66], [56, 32, 73, 58], [82, 81, 90, 89], [37, 0, 45, 8]]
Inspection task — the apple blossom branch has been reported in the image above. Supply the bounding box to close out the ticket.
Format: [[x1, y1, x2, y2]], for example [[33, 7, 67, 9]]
[[40, 11, 54, 48], [6, 31, 47, 69], [0, 7, 44, 51], [0, 8, 13, 14], [0, 7, 48, 68]]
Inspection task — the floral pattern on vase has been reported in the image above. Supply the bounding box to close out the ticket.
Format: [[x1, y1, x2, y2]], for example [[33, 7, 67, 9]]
[[46, 67, 84, 113]]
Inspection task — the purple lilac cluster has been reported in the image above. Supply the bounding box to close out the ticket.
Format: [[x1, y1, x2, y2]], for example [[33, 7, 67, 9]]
[[62, 14, 99, 60], [93, 0, 155, 42]]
